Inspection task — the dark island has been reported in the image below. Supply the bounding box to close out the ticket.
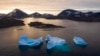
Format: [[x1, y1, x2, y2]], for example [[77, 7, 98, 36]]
[[0, 15, 25, 28], [28, 22, 65, 28]]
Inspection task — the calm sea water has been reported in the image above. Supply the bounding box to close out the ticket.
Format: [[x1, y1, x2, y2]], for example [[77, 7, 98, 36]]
[[0, 18, 100, 56]]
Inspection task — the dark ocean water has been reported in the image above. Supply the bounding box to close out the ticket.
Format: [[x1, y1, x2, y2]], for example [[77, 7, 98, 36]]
[[0, 18, 100, 56]]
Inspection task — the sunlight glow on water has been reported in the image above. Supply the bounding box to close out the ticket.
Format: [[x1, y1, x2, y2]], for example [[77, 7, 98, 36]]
[[0, 18, 100, 56], [23, 18, 64, 26]]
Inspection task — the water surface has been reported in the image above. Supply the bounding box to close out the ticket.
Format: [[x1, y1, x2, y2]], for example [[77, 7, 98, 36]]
[[0, 18, 100, 56]]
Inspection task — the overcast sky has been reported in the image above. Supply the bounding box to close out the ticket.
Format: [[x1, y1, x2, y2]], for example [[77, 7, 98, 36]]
[[0, 0, 100, 13]]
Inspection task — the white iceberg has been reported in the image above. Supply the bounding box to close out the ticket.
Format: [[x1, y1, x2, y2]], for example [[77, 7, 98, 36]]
[[18, 35, 43, 47], [46, 35, 67, 50], [73, 36, 88, 47]]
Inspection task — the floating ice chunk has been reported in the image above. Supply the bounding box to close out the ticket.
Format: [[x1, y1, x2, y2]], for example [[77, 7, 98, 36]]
[[73, 36, 88, 47], [18, 35, 43, 47], [45, 34, 52, 42], [46, 35, 71, 52], [46, 35, 66, 49], [31, 37, 43, 47], [18, 35, 29, 46]]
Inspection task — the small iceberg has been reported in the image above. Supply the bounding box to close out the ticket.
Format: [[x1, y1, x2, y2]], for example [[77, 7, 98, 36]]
[[46, 35, 71, 52], [18, 35, 43, 47], [73, 36, 88, 47]]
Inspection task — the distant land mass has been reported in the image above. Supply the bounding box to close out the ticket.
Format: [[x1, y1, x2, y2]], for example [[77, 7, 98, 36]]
[[0, 9, 100, 28], [0, 15, 24, 28], [56, 9, 100, 22], [7, 9, 28, 19], [28, 22, 65, 29], [0, 9, 100, 22]]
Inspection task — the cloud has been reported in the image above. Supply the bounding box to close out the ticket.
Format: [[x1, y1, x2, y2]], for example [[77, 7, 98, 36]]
[[0, 0, 100, 10]]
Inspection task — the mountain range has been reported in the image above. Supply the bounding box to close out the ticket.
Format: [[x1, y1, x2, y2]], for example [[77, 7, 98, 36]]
[[0, 9, 100, 22], [57, 9, 100, 22]]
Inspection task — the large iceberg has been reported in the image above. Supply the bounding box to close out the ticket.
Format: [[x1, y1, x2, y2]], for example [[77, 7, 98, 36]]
[[18, 35, 43, 47], [46, 35, 71, 52]]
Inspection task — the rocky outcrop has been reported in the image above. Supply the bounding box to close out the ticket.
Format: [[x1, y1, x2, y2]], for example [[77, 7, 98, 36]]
[[30, 12, 55, 19], [42, 13, 55, 18], [30, 12, 42, 18], [8, 9, 28, 19], [0, 15, 25, 28], [28, 22, 65, 28], [57, 9, 100, 22], [57, 9, 85, 18]]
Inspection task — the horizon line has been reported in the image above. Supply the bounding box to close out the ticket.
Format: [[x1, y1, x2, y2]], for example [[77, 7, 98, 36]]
[[0, 9, 100, 15]]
